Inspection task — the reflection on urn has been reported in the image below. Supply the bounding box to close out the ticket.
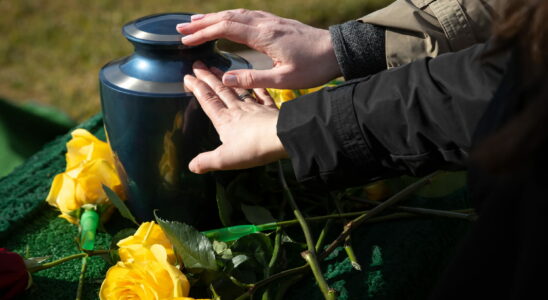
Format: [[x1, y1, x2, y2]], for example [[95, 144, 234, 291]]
[[159, 111, 183, 188]]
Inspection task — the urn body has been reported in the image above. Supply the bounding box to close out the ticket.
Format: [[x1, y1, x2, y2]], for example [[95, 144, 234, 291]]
[[99, 13, 250, 227]]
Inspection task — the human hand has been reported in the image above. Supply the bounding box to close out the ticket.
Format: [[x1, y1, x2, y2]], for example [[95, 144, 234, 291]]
[[177, 9, 341, 89], [184, 61, 288, 174]]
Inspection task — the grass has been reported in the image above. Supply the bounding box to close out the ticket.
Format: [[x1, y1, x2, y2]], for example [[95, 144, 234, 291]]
[[0, 0, 391, 122]]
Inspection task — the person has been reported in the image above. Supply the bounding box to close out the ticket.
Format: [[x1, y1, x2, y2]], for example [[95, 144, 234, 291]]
[[176, 0, 501, 175], [181, 0, 548, 298], [177, 0, 500, 89]]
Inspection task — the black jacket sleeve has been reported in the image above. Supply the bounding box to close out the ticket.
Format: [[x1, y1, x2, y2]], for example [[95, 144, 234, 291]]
[[277, 43, 510, 188]]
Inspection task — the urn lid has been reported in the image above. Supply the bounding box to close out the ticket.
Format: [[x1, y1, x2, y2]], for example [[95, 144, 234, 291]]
[[123, 13, 192, 46]]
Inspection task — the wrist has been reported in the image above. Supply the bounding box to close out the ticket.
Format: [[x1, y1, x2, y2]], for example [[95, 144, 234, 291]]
[[258, 110, 288, 163], [317, 29, 343, 81], [270, 113, 289, 161]]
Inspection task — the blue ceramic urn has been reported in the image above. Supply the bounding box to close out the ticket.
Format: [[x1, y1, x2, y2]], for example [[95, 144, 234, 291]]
[[99, 13, 250, 227]]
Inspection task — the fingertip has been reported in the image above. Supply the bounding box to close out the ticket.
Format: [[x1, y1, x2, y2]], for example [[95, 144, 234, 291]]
[[188, 158, 203, 174], [184, 74, 195, 82], [183, 75, 196, 91], [188, 160, 197, 173], [181, 35, 194, 45], [176, 23, 189, 33], [191, 14, 205, 21]]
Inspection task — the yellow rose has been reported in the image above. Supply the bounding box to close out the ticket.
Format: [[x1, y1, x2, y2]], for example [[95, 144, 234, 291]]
[[46, 158, 123, 224], [364, 180, 392, 202], [117, 222, 176, 265], [267, 81, 341, 109], [100, 244, 190, 300], [266, 88, 298, 108], [46, 129, 124, 224], [66, 129, 115, 169]]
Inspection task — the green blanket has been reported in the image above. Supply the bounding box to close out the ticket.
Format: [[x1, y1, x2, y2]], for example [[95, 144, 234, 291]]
[[0, 98, 75, 177], [0, 114, 471, 300]]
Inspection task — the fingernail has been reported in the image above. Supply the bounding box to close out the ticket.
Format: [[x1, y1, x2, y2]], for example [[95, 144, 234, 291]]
[[176, 23, 189, 29], [181, 35, 192, 44], [193, 60, 205, 68], [184, 74, 195, 82], [223, 74, 238, 86], [188, 161, 196, 173], [191, 14, 205, 21]]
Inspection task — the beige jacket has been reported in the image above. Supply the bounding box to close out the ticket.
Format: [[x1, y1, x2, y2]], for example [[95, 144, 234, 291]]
[[360, 0, 503, 68]]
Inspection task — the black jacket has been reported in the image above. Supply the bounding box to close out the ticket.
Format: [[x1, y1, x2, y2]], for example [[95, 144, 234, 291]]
[[277, 42, 509, 187], [430, 54, 548, 299], [277, 42, 548, 299]]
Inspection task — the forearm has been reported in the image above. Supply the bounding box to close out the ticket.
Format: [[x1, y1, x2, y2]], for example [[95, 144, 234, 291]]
[[277, 42, 510, 188]]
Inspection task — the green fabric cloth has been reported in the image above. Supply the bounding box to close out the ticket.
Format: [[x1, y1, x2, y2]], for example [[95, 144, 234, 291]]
[[0, 118, 25, 177], [0, 114, 471, 300], [292, 195, 470, 300], [0, 115, 108, 299], [0, 98, 75, 177]]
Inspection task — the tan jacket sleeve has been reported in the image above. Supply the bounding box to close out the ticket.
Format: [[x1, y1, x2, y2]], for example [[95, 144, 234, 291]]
[[360, 0, 502, 68]]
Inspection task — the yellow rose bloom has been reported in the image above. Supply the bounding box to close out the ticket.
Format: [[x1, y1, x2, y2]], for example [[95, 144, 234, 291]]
[[46, 129, 124, 224], [266, 88, 298, 108], [46, 159, 123, 224], [364, 180, 392, 202], [100, 244, 190, 300], [66, 129, 115, 169], [117, 222, 176, 265], [267, 80, 341, 109]]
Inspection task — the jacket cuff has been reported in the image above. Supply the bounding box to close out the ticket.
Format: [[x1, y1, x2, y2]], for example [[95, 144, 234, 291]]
[[277, 82, 387, 188], [329, 21, 386, 80]]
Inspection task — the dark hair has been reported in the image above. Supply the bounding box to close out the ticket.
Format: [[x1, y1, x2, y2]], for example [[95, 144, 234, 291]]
[[491, 0, 548, 80], [471, 83, 548, 173], [471, 0, 548, 173]]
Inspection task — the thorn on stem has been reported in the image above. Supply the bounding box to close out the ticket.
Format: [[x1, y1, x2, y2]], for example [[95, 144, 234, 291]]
[[351, 261, 362, 271]]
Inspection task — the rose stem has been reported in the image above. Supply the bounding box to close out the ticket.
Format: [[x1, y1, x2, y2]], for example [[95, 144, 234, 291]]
[[333, 194, 361, 271], [75, 255, 88, 300], [347, 196, 478, 221], [277, 161, 335, 300], [319, 171, 440, 261], [246, 208, 473, 297], [272, 207, 476, 228], [28, 250, 109, 273]]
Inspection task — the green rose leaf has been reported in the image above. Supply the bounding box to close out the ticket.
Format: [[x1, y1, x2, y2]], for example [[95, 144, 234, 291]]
[[240, 203, 277, 225], [216, 182, 234, 227], [155, 212, 218, 271], [103, 185, 139, 226], [231, 233, 273, 269]]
